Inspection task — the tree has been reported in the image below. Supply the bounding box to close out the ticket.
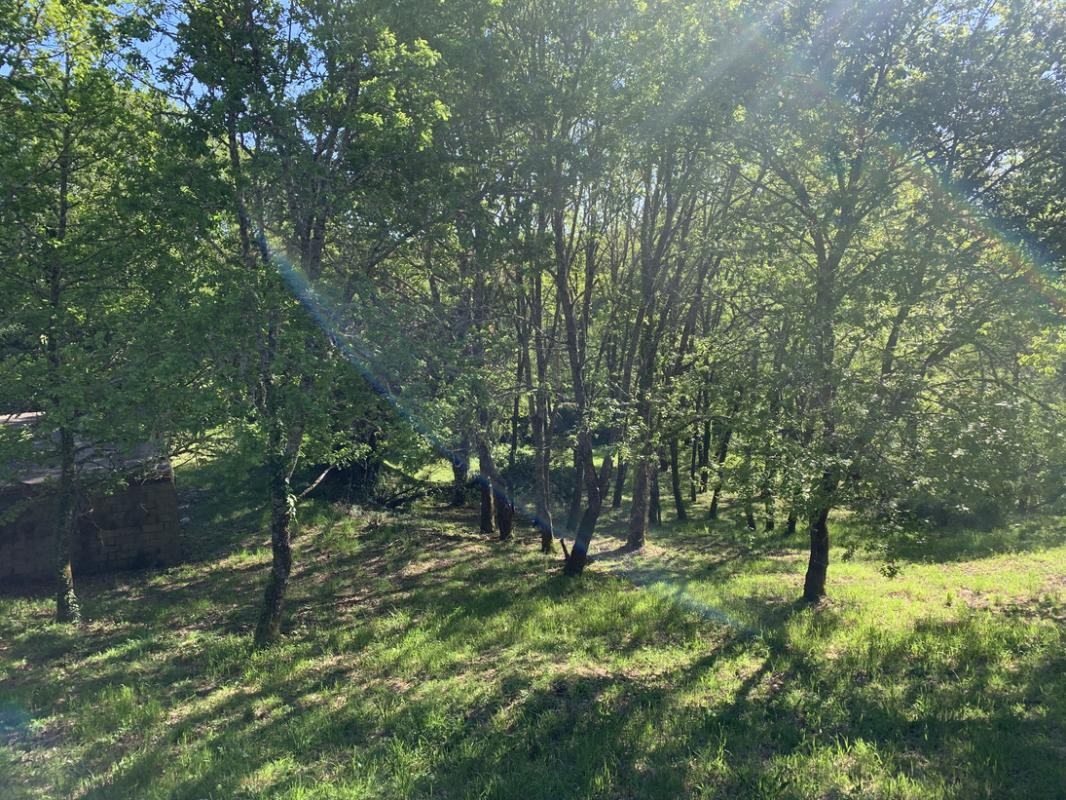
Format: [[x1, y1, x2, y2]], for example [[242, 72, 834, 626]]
[[0, 0, 226, 623], [170, 0, 448, 644]]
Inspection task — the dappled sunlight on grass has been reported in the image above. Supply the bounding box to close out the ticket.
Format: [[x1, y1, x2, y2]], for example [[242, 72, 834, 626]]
[[1, 469, 1064, 799]]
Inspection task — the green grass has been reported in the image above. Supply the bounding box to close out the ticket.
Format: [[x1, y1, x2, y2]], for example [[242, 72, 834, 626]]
[[1, 460, 1064, 799]]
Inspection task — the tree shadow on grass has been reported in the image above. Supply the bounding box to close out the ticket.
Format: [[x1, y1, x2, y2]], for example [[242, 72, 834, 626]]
[[837, 515, 1066, 565], [174, 454, 271, 562], [5, 495, 1065, 800]]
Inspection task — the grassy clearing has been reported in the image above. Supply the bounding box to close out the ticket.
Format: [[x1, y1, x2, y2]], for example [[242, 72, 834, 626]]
[[1, 459, 1064, 799]]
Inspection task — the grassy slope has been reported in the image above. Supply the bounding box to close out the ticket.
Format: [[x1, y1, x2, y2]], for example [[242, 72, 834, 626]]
[[1, 458, 1064, 800]]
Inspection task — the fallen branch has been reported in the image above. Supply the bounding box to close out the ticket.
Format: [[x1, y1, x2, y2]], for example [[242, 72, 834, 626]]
[[297, 466, 334, 501]]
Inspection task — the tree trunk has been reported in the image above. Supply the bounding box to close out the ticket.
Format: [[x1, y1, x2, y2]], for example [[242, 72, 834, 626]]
[[500, 349, 523, 544], [612, 459, 627, 509], [49, 95, 78, 624], [484, 432, 512, 541], [479, 476, 494, 535], [744, 503, 757, 531], [450, 437, 469, 507], [670, 438, 687, 520], [707, 424, 733, 519], [566, 446, 583, 533], [564, 449, 613, 575], [698, 418, 712, 493], [495, 489, 514, 541], [762, 487, 775, 532], [529, 261, 555, 553], [254, 446, 295, 647], [627, 460, 650, 550], [53, 426, 80, 624], [802, 502, 831, 602], [742, 449, 757, 530], [688, 433, 698, 502], [532, 386, 554, 552], [650, 458, 662, 526], [785, 510, 798, 536]]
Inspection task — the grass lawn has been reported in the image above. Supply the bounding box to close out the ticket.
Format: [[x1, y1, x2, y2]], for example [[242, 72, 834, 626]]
[[1, 457, 1064, 799]]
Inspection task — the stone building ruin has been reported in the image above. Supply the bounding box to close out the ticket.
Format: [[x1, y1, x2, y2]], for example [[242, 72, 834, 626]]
[[0, 413, 182, 587]]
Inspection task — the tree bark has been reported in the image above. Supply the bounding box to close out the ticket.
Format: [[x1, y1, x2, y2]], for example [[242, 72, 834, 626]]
[[53, 426, 80, 624], [566, 446, 583, 533], [496, 489, 514, 541], [479, 473, 495, 535], [762, 486, 775, 532], [802, 500, 831, 602], [529, 261, 555, 553], [532, 385, 554, 551], [626, 460, 650, 550], [479, 437, 512, 541], [612, 459, 627, 509], [742, 448, 757, 530], [450, 437, 469, 507], [563, 451, 613, 575], [254, 416, 301, 647], [650, 461, 662, 526], [688, 432, 698, 502], [698, 417, 712, 493], [49, 83, 79, 625], [785, 510, 798, 537], [709, 486, 722, 519], [707, 404, 737, 519], [744, 503, 757, 530], [670, 438, 687, 520], [254, 456, 293, 645]]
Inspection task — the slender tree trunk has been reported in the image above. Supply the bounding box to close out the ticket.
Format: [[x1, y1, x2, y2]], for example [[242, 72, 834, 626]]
[[477, 437, 496, 536], [708, 429, 732, 519], [551, 185, 614, 574], [49, 86, 78, 624], [698, 417, 712, 493], [482, 437, 513, 542], [479, 477, 495, 535], [499, 362, 523, 543], [612, 459, 627, 509], [564, 449, 612, 575], [803, 253, 838, 598], [670, 438, 687, 520], [650, 460, 662, 526], [529, 262, 555, 553], [450, 437, 469, 507], [532, 385, 554, 552], [495, 489, 514, 541], [254, 440, 295, 646], [53, 426, 80, 624], [802, 499, 831, 602], [688, 432, 698, 502], [785, 509, 798, 536], [253, 307, 306, 649], [627, 461, 650, 550], [741, 448, 757, 530], [762, 482, 775, 531], [744, 504, 756, 530], [566, 446, 583, 533]]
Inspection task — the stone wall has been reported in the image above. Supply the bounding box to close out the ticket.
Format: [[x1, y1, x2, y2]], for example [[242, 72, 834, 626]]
[[0, 477, 182, 586]]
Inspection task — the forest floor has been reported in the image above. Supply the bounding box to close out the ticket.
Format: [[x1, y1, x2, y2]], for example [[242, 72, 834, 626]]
[[1, 455, 1065, 800]]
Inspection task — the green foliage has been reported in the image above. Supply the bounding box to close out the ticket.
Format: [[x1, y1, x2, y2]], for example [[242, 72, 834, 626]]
[[0, 0, 231, 483]]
